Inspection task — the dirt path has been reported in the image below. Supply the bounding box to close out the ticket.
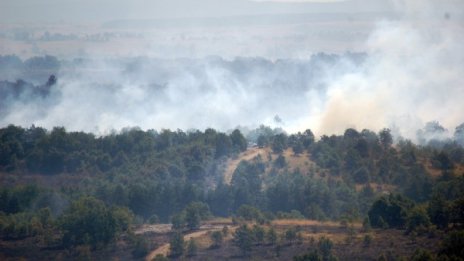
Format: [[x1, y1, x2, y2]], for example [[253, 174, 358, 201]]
[[146, 242, 171, 261], [144, 225, 227, 261], [223, 147, 268, 184]]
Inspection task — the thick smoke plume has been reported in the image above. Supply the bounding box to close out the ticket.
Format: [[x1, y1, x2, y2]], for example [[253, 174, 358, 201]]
[[312, 0, 464, 138]]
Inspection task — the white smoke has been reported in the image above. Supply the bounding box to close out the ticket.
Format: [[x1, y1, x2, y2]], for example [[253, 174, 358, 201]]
[[1, 0, 463, 140], [1, 55, 353, 133], [312, 0, 464, 139]]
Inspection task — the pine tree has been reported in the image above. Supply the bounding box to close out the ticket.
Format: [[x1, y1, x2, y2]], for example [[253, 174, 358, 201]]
[[267, 227, 278, 245], [234, 225, 253, 256], [187, 238, 198, 256], [211, 231, 223, 248], [169, 232, 185, 257]]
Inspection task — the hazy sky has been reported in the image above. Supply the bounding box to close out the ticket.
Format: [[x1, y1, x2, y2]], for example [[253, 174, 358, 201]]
[[1, 0, 463, 138], [0, 0, 396, 23]]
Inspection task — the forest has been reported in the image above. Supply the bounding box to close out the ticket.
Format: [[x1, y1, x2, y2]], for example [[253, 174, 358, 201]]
[[0, 123, 463, 260], [2, 0, 463, 260]]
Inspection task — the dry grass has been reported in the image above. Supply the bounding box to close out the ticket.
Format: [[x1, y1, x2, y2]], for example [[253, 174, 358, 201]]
[[456, 164, 464, 175], [204, 217, 233, 225], [141, 219, 443, 261], [272, 219, 340, 227], [354, 183, 397, 193], [282, 149, 317, 174], [223, 147, 270, 184], [223, 147, 321, 185], [420, 157, 464, 178], [144, 223, 236, 261], [422, 159, 443, 178], [135, 224, 172, 235], [271, 219, 362, 243]]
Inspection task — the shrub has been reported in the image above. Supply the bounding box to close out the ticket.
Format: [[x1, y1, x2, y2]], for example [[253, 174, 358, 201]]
[[60, 197, 127, 248], [363, 234, 372, 247], [187, 238, 198, 256], [169, 232, 185, 257], [440, 230, 464, 258], [131, 235, 149, 258], [210, 231, 223, 248]]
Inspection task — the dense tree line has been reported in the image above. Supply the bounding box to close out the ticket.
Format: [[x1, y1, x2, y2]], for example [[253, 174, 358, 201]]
[[1, 124, 464, 258], [0, 125, 251, 219]]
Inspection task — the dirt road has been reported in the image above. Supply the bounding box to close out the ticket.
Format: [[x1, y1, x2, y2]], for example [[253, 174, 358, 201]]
[[144, 225, 228, 261], [223, 147, 268, 184]]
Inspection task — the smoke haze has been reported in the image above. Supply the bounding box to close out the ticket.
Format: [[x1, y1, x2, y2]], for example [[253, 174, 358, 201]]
[[0, 0, 463, 141], [316, 0, 464, 138], [0, 54, 363, 134]]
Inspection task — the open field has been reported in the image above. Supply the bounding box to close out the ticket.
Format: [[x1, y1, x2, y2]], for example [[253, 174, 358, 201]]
[[135, 218, 443, 261]]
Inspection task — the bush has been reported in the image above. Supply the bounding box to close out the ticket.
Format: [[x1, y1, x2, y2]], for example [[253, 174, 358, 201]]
[[293, 250, 322, 261], [152, 254, 170, 261], [237, 205, 263, 221], [74, 245, 92, 261], [363, 234, 372, 247], [169, 232, 185, 257], [131, 235, 149, 258], [210, 231, 223, 248], [362, 216, 372, 232], [187, 238, 198, 256], [407, 206, 431, 234], [171, 213, 185, 231], [277, 210, 305, 219], [285, 228, 297, 244], [185, 201, 211, 230], [148, 214, 159, 224], [267, 227, 278, 245], [274, 155, 287, 169], [411, 248, 434, 261], [368, 195, 414, 229], [60, 197, 128, 248], [233, 225, 253, 256], [222, 225, 229, 236], [440, 230, 464, 258], [318, 236, 333, 258], [252, 225, 265, 244]]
